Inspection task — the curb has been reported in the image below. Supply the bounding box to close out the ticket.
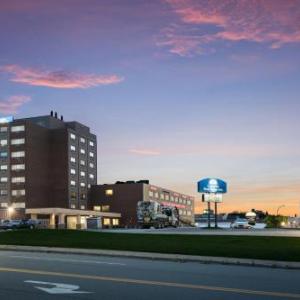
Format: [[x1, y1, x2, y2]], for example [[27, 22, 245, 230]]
[[0, 245, 300, 269]]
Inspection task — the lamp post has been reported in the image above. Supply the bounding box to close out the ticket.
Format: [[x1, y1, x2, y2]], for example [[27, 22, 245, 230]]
[[277, 205, 285, 216]]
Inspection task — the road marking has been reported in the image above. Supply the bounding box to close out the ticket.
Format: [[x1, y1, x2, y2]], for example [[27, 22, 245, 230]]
[[25, 280, 91, 294], [9, 255, 126, 266], [0, 267, 299, 299]]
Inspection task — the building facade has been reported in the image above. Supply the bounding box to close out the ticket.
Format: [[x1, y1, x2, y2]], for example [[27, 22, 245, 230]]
[[0, 113, 120, 227], [90, 181, 195, 227]]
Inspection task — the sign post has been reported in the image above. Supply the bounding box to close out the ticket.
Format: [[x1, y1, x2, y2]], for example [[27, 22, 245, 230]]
[[197, 178, 227, 229]]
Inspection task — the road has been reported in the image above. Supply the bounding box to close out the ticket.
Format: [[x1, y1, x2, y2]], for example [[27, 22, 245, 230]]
[[0, 250, 299, 300], [101, 227, 300, 237]]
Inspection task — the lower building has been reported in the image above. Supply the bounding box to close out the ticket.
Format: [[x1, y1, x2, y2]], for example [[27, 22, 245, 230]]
[[90, 180, 195, 227]]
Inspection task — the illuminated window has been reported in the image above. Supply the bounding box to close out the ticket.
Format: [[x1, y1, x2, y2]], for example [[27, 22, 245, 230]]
[[80, 160, 86, 166], [11, 189, 25, 197], [80, 137, 86, 143], [89, 141, 94, 147], [0, 190, 8, 196], [13, 202, 25, 208], [11, 151, 25, 158], [0, 139, 7, 146], [80, 182, 86, 187], [105, 189, 113, 196], [0, 152, 8, 158], [11, 138, 25, 145], [70, 180, 76, 186], [89, 162, 94, 168], [89, 174, 94, 179], [70, 169, 76, 175], [0, 165, 8, 171], [80, 205, 85, 210], [103, 218, 110, 226], [0, 177, 7, 183], [80, 149, 85, 154], [11, 164, 25, 171], [80, 171, 85, 177], [70, 133, 76, 140], [89, 152, 94, 158], [11, 177, 25, 183], [80, 193, 86, 200], [70, 157, 76, 163], [0, 202, 8, 207], [11, 125, 25, 132], [102, 205, 110, 212], [93, 206, 101, 211], [70, 204, 76, 209], [112, 219, 119, 226], [0, 127, 8, 132], [70, 145, 76, 151]]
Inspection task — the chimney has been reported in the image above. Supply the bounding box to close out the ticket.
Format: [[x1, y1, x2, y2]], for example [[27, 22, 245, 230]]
[[50, 110, 53, 117], [54, 112, 58, 118]]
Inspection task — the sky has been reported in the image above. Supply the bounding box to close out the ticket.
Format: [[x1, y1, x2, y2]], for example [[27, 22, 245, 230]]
[[0, 0, 299, 215]]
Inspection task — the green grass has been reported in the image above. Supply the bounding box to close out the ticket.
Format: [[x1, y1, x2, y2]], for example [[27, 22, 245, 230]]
[[0, 229, 300, 262]]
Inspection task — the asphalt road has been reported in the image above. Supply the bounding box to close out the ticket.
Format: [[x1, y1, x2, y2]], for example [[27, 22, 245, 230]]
[[101, 227, 300, 237], [0, 250, 299, 300]]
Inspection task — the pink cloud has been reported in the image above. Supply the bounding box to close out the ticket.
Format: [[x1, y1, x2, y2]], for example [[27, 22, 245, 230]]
[[0, 65, 124, 89], [129, 149, 161, 156], [160, 0, 300, 56], [0, 95, 31, 114]]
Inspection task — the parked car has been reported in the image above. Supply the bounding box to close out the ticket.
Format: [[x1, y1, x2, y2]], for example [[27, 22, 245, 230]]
[[230, 218, 252, 229], [0, 219, 40, 230]]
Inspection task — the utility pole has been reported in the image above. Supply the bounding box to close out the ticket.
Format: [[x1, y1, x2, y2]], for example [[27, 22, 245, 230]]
[[207, 200, 211, 228], [214, 201, 218, 228]]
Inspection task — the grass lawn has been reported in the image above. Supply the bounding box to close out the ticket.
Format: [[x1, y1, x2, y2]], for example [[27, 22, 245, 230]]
[[0, 229, 300, 262]]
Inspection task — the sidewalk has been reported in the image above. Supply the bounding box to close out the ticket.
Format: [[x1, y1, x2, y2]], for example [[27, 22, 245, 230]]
[[0, 245, 300, 269]]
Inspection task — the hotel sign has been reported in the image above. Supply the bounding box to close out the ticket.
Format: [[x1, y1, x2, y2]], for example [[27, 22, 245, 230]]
[[197, 178, 227, 194]]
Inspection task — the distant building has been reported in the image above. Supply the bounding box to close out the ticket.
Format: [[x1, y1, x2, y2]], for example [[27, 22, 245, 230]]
[[90, 181, 195, 227]]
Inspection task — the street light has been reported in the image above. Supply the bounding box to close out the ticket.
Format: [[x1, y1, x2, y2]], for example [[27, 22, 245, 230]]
[[7, 206, 14, 219], [277, 205, 285, 216]]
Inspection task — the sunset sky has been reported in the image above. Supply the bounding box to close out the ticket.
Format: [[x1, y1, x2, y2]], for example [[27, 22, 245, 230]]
[[0, 0, 299, 215]]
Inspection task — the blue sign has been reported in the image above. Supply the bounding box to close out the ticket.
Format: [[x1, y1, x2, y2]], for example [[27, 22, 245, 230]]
[[198, 178, 227, 194], [0, 116, 13, 124]]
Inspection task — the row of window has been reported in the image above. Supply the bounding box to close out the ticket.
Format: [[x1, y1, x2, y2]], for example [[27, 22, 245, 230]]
[[70, 192, 86, 200], [70, 169, 95, 179], [70, 146, 95, 157], [70, 157, 95, 168], [70, 133, 95, 147], [70, 204, 86, 210], [0, 138, 25, 146], [0, 151, 25, 158], [179, 210, 192, 216], [70, 180, 92, 188], [0, 176, 25, 183], [0, 164, 25, 171], [93, 205, 110, 212], [0, 202, 25, 208], [148, 191, 192, 206], [0, 125, 25, 133], [0, 189, 25, 197]]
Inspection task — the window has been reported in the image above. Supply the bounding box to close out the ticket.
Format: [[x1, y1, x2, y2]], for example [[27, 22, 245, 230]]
[[149, 191, 154, 197], [187, 211, 192, 216], [13, 202, 25, 208], [11, 164, 25, 171], [93, 206, 101, 211], [70, 169, 76, 175], [70, 157, 76, 163], [103, 218, 110, 226], [70, 204, 76, 209], [165, 194, 170, 201], [80, 137, 86, 143], [80, 205, 85, 210], [175, 197, 178, 203], [0, 190, 8, 196], [11, 189, 25, 197], [0, 152, 8, 158], [80, 149, 85, 154], [105, 189, 113, 196], [89, 174, 94, 180], [187, 200, 191, 206], [11, 125, 25, 132], [0, 177, 8, 183], [102, 205, 110, 212], [11, 177, 25, 183], [171, 196, 174, 202], [89, 152, 94, 158], [0, 139, 7, 146], [112, 219, 119, 226], [70, 145, 76, 151], [80, 160, 86, 166], [80, 182, 86, 187], [155, 192, 159, 198], [89, 141, 94, 147], [70, 133, 76, 140], [0, 165, 8, 171], [160, 194, 164, 200], [88, 184, 91, 189], [0, 202, 8, 207], [11, 138, 25, 145], [89, 162, 94, 168], [70, 180, 76, 186], [70, 192, 76, 199], [80, 171, 85, 177], [80, 193, 86, 200], [11, 151, 25, 158], [0, 127, 8, 132]]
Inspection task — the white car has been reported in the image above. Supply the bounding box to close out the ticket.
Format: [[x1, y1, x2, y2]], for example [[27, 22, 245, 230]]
[[231, 218, 252, 229]]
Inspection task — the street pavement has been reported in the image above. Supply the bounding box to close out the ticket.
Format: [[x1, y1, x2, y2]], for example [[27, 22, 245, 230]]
[[101, 226, 300, 237], [0, 250, 299, 299]]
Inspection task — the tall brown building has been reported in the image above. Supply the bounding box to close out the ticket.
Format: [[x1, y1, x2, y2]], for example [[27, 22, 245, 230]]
[[90, 181, 195, 227], [0, 113, 120, 227]]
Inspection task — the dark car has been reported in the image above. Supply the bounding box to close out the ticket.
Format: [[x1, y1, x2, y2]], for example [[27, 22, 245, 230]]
[[0, 219, 40, 230]]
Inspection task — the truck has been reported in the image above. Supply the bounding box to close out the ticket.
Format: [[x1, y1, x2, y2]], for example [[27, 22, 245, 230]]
[[137, 200, 179, 229]]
